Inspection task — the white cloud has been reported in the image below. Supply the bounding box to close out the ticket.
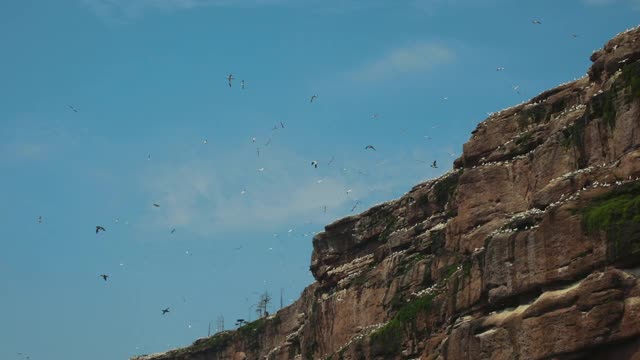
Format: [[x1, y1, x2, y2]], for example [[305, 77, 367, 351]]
[[348, 42, 455, 83], [582, 0, 617, 5], [138, 150, 371, 235], [82, 0, 287, 20]]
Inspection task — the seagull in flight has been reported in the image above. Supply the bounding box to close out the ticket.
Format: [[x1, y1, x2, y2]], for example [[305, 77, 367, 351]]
[[153, 203, 160, 207], [162, 307, 170, 315], [37, 216, 42, 224], [365, 145, 376, 151], [496, 67, 505, 71], [532, 19, 542, 24], [371, 113, 379, 120], [280, 121, 285, 129], [264, 138, 272, 146], [346, 189, 352, 195], [241, 80, 245, 89], [257, 167, 265, 172], [100, 274, 109, 282], [68, 105, 78, 113], [227, 74, 234, 87], [513, 85, 520, 94], [430, 161, 438, 168], [310, 95, 318, 103], [311, 161, 318, 168], [147, 154, 151, 160], [170, 228, 176, 234], [203, 139, 208, 144], [571, 34, 579, 38], [96, 225, 106, 234], [252, 137, 256, 143], [351, 200, 360, 212]]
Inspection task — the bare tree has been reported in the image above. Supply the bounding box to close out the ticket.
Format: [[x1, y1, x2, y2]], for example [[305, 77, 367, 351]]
[[256, 291, 272, 318]]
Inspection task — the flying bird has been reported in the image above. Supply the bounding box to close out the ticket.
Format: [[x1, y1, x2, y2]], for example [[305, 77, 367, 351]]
[[532, 20, 542, 24], [37, 216, 42, 224], [203, 139, 208, 144], [310, 95, 318, 103], [100, 274, 109, 281], [571, 34, 579, 38], [496, 67, 505, 71], [351, 200, 360, 212], [322, 205, 327, 213], [170, 228, 176, 234], [430, 161, 438, 168], [257, 167, 265, 172], [241, 80, 245, 89], [227, 74, 234, 87], [311, 161, 318, 168], [280, 121, 285, 128], [257, 147, 260, 157], [96, 226, 106, 234], [264, 138, 272, 146], [162, 307, 170, 315], [513, 85, 520, 94], [371, 113, 379, 119], [327, 156, 335, 166], [365, 145, 376, 151], [152, 203, 160, 208], [68, 105, 78, 113], [346, 189, 352, 195], [252, 137, 256, 143], [147, 154, 151, 160]]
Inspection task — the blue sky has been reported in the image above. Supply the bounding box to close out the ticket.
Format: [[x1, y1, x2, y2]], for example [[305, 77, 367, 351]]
[[1, 0, 638, 359]]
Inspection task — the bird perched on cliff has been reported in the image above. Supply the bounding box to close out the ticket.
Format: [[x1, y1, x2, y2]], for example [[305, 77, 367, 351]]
[[310, 95, 318, 103], [96, 225, 106, 234], [365, 145, 376, 151], [153, 203, 160, 207], [226, 74, 234, 87], [532, 19, 542, 24], [430, 160, 438, 168], [311, 160, 318, 168], [162, 307, 170, 315], [100, 274, 109, 281]]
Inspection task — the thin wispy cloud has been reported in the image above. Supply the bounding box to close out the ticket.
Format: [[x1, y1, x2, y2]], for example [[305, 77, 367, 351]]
[[82, 0, 287, 20], [348, 42, 455, 83], [138, 150, 370, 236], [582, 0, 640, 8]]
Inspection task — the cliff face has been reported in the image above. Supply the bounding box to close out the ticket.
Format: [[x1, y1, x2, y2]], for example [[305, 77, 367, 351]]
[[133, 26, 640, 360]]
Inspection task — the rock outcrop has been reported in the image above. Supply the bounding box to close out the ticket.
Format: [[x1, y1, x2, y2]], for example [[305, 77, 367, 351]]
[[132, 25, 640, 360]]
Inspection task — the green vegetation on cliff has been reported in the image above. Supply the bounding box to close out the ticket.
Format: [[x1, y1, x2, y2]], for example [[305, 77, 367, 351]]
[[581, 182, 640, 261]]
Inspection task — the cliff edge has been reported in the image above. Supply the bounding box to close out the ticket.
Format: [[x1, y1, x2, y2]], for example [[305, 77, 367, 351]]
[[133, 25, 640, 360]]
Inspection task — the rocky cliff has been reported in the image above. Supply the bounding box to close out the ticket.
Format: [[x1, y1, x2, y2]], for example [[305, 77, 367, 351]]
[[132, 26, 640, 360]]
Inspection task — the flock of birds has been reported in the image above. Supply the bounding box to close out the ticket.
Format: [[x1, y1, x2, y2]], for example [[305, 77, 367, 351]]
[[20, 17, 587, 360]]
